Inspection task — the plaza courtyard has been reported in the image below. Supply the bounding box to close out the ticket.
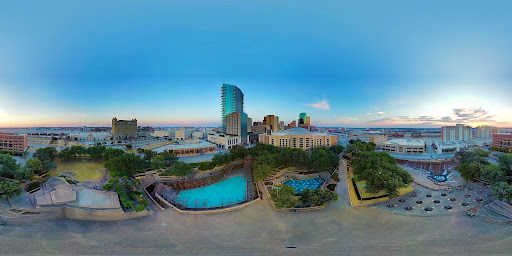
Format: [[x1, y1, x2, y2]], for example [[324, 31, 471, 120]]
[[1, 168, 511, 256]]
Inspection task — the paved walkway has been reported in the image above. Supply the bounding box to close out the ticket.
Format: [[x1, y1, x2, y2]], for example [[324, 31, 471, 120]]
[[400, 165, 449, 190]]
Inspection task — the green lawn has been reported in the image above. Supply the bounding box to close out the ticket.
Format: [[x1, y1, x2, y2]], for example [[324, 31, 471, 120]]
[[51, 158, 105, 182]]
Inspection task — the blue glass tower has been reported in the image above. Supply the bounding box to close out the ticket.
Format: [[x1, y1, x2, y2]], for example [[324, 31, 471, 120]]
[[221, 83, 244, 132]]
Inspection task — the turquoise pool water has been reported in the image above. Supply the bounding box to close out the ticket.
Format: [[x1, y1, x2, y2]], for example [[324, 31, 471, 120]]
[[176, 176, 247, 208], [283, 177, 323, 194]]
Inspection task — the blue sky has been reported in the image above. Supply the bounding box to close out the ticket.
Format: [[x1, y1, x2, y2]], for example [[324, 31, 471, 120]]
[[1, 1, 512, 128]]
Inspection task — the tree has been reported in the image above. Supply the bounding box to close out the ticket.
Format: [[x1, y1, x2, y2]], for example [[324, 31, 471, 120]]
[[481, 164, 506, 183], [299, 188, 339, 206], [492, 182, 512, 201], [25, 158, 44, 175], [269, 184, 298, 208], [105, 153, 146, 176], [87, 146, 106, 160], [33, 147, 57, 164], [14, 166, 33, 181], [136, 148, 145, 154], [498, 154, 512, 175], [253, 163, 273, 181], [0, 154, 19, 178], [329, 145, 345, 155], [230, 145, 248, 160], [0, 181, 22, 206], [143, 150, 156, 162], [125, 144, 133, 150], [103, 148, 125, 162], [159, 152, 178, 167], [165, 161, 193, 177], [458, 162, 483, 181]]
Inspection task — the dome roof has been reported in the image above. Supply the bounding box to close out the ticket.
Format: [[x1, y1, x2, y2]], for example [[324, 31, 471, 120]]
[[273, 127, 312, 135]]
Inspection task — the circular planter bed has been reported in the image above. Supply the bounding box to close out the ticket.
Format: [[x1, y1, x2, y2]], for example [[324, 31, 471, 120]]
[[441, 193, 448, 197], [461, 202, 469, 206], [449, 198, 456, 201], [398, 198, 407, 203], [387, 203, 396, 208], [433, 200, 441, 204], [416, 200, 423, 204], [444, 205, 453, 210], [410, 193, 417, 197], [426, 194, 432, 198], [424, 207, 433, 211], [404, 206, 413, 211]]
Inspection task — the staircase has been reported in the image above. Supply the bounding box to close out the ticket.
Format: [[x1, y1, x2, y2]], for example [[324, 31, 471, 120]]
[[483, 200, 512, 219]]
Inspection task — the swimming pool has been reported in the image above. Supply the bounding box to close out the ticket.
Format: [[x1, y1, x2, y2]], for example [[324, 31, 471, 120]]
[[176, 176, 247, 208], [283, 177, 324, 194]]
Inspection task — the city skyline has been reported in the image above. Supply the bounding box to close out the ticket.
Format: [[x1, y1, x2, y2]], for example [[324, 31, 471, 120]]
[[1, 1, 512, 128]]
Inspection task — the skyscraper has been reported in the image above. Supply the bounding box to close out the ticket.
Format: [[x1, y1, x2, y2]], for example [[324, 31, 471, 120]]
[[299, 112, 307, 125], [263, 115, 279, 133], [221, 83, 244, 132]]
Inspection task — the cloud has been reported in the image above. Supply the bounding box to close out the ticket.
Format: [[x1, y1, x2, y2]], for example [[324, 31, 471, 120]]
[[365, 107, 505, 126], [306, 99, 330, 111], [377, 112, 385, 116], [338, 117, 357, 123], [365, 113, 372, 116]]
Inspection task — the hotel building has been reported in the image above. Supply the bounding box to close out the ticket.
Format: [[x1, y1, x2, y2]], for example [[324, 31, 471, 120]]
[[112, 118, 138, 140], [476, 125, 499, 139], [226, 112, 248, 144], [258, 127, 337, 151], [441, 124, 471, 141]]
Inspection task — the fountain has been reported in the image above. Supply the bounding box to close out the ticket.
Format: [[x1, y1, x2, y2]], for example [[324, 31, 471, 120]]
[[399, 198, 407, 203], [444, 205, 453, 210], [416, 200, 423, 204], [449, 198, 456, 201], [387, 203, 396, 208], [404, 206, 413, 211], [424, 207, 433, 211], [441, 193, 448, 197], [475, 198, 483, 202], [461, 202, 469, 206], [410, 193, 417, 197], [426, 194, 432, 198], [433, 200, 441, 204]]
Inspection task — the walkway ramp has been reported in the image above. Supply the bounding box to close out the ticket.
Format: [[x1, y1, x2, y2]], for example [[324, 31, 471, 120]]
[[483, 201, 512, 219]]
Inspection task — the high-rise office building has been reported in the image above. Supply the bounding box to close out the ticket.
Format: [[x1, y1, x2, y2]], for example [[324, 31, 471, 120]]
[[263, 115, 279, 133], [221, 83, 244, 132], [441, 124, 471, 141], [226, 112, 248, 144], [299, 112, 308, 125]]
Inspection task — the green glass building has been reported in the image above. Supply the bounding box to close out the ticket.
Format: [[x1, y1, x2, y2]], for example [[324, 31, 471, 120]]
[[299, 112, 307, 125], [221, 83, 244, 132]]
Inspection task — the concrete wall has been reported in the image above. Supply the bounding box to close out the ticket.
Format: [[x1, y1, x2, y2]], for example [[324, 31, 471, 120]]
[[61, 207, 151, 221]]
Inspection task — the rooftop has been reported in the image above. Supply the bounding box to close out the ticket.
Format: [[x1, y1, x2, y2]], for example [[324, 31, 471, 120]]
[[384, 139, 425, 146], [271, 127, 328, 136]]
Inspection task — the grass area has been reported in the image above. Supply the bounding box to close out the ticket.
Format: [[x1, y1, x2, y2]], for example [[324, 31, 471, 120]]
[[51, 158, 105, 182], [356, 180, 387, 198], [348, 171, 414, 206]]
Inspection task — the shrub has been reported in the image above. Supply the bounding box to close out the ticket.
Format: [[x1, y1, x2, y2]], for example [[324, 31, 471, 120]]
[[140, 199, 149, 206], [103, 183, 114, 191], [27, 181, 41, 192], [135, 204, 146, 212], [327, 184, 337, 191]]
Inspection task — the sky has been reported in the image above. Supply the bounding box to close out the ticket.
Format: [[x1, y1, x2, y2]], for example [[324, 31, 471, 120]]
[[1, 0, 512, 128]]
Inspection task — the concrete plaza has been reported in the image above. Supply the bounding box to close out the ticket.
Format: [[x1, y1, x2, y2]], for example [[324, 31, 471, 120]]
[[1, 168, 512, 255]]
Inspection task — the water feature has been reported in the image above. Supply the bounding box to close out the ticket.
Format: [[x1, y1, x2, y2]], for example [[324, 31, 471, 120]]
[[176, 176, 247, 208], [283, 177, 323, 194]]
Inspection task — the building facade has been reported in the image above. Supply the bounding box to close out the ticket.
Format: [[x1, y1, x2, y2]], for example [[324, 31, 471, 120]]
[[369, 135, 388, 145], [207, 133, 241, 149], [381, 139, 426, 154], [221, 83, 244, 133], [252, 122, 266, 134], [69, 132, 112, 142], [226, 112, 248, 144], [161, 140, 216, 157], [112, 118, 137, 140], [263, 115, 279, 133], [258, 127, 337, 151], [0, 132, 28, 153], [492, 133, 512, 150], [476, 125, 499, 139], [175, 129, 194, 140], [441, 124, 471, 141], [247, 117, 252, 133]]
